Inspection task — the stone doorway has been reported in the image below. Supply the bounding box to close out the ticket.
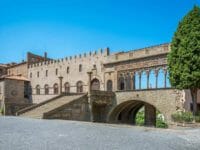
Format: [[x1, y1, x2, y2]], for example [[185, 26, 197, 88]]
[[91, 79, 100, 91], [92, 103, 107, 122]]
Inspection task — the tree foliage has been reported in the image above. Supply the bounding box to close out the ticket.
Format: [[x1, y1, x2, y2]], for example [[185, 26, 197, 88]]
[[168, 6, 200, 89]]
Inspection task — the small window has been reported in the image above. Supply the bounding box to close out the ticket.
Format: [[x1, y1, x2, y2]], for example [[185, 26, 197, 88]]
[[93, 64, 96, 69], [36, 85, 40, 95], [46, 70, 48, 77], [30, 73, 32, 78], [67, 67, 70, 74], [56, 68, 58, 75], [79, 64, 82, 72], [37, 71, 39, 78]]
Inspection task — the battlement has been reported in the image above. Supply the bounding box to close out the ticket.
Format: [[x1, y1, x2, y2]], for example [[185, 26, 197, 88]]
[[105, 43, 170, 64], [28, 47, 110, 68]]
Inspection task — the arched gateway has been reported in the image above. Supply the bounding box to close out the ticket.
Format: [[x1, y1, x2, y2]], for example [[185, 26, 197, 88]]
[[104, 89, 181, 125]]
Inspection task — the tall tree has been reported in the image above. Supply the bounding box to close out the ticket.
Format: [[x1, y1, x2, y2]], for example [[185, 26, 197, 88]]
[[168, 5, 200, 115]]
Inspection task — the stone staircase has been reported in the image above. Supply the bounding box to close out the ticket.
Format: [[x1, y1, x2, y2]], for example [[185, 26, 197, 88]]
[[17, 94, 85, 119]]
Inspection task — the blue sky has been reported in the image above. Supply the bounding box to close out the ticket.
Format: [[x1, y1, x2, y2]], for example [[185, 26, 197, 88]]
[[0, 0, 199, 63]]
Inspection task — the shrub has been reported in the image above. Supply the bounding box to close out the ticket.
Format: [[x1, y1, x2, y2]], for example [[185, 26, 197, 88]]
[[171, 111, 193, 123], [135, 111, 144, 126], [156, 118, 168, 128]]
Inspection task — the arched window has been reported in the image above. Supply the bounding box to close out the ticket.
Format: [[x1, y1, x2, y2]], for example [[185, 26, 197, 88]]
[[157, 68, 165, 88], [53, 83, 59, 94], [107, 80, 113, 91], [67, 67, 70, 74], [135, 72, 140, 90], [44, 84, 49, 95], [149, 70, 156, 89], [36, 85, 40, 95], [118, 75, 125, 90], [91, 79, 100, 91], [79, 64, 82, 72], [64, 82, 70, 93], [126, 73, 132, 90], [77, 81, 83, 93], [141, 71, 147, 89]]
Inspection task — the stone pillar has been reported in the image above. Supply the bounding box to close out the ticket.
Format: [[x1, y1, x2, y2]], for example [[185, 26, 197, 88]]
[[132, 73, 135, 90], [155, 70, 158, 89], [87, 72, 92, 94], [144, 103, 156, 126], [87, 71, 93, 122], [139, 72, 141, 90], [164, 70, 167, 88], [146, 70, 149, 89], [58, 76, 63, 95], [124, 74, 126, 91]]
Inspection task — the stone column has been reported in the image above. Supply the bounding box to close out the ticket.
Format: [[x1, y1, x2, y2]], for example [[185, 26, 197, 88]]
[[139, 72, 141, 90], [58, 76, 63, 95], [155, 70, 158, 89], [146, 70, 149, 89], [132, 73, 135, 90], [164, 70, 167, 88], [87, 71, 93, 122], [87, 72, 92, 94]]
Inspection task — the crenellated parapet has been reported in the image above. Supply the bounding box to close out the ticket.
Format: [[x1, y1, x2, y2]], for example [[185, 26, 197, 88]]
[[28, 47, 109, 68]]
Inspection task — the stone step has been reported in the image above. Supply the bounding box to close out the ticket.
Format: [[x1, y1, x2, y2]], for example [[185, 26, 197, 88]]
[[20, 95, 84, 119]]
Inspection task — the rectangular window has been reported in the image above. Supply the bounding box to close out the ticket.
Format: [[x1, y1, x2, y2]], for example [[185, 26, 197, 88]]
[[37, 71, 39, 78], [46, 70, 48, 77], [56, 69, 58, 75], [30, 73, 32, 78]]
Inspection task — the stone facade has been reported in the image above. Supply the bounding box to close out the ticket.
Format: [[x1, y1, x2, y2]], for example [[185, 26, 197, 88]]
[[1, 43, 199, 125], [28, 48, 109, 103]]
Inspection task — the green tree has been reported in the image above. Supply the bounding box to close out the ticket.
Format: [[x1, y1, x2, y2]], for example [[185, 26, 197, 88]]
[[168, 5, 200, 115]]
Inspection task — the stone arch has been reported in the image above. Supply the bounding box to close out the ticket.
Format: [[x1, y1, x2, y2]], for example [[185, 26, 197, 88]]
[[108, 99, 165, 126], [77, 81, 83, 93], [91, 78, 100, 91], [53, 83, 59, 94], [64, 82, 70, 93], [107, 80, 113, 91]]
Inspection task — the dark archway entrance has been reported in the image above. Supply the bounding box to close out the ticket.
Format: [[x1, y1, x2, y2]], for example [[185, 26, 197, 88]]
[[91, 79, 100, 91], [108, 100, 157, 126]]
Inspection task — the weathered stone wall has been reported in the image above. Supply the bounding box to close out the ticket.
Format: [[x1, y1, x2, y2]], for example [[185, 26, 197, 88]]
[[7, 63, 28, 78], [29, 48, 109, 103], [5, 103, 34, 116], [43, 95, 90, 121], [0, 65, 7, 77], [90, 91, 116, 122], [105, 43, 170, 64], [4, 79, 28, 103], [108, 89, 182, 123]]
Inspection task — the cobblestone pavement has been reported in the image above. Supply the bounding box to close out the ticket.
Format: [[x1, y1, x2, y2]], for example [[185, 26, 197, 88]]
[[0, 117, 200, 150]]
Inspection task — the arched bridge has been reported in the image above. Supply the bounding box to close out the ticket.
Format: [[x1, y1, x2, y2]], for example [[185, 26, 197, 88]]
[[90, 89, 182, 126]]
